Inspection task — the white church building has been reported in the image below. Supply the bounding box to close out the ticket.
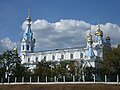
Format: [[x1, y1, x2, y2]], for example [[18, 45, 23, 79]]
[[20, 12, 111, 70]]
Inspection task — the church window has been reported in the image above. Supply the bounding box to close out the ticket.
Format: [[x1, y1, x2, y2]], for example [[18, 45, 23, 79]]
[[22, 45, 24, 50], [26, 45, 29, 50], [70, 54, 73, 59], [28, 58, 30, 62], [36, 57, 38, 62], [61, 55, 64, 60], [52, 55, 55, 60], [31, 46, 33, 51], [43, 56, 46, 61], [80, 53, 83, 58]]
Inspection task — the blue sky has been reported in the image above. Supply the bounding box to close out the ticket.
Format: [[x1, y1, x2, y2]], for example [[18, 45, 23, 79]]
[[0, 0, 120, 52]]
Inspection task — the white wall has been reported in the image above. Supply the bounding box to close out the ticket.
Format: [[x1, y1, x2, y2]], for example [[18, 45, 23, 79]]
[[22, 48, 86, 64]]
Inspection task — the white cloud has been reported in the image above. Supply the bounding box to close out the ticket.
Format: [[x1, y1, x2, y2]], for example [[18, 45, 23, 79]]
[[1, 19, 119, 53], [0, 37, 17, 52], [22, 19, 91, 50], [22, 19, 120, 51], [91, 23, 120, 45]]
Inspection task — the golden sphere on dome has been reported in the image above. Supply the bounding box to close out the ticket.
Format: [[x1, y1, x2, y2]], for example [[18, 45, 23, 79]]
[[95, 23, 103, 36], [97, 30, 103, 36]]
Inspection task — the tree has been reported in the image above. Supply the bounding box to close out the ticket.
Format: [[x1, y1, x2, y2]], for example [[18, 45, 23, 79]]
[[100, 45, 120, 81], [34, 61, 52, 77], [67, 60, 79, 76], [34, 60, 81, 82], [12, 63, 31, 77], [0, 49, 30, 79], [84, 66, 95, 81], [53, 62, 67, 77], [0, 50, 20, 78]]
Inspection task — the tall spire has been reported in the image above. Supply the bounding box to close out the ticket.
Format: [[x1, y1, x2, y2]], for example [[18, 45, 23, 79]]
[[87, 32, 95, 58], [28, 9, 30, 17], [24, 9, 33, 40], [21, 10, 35, 53], [95, 19, 103, 36], [98, 19, 100, 30], [26, 9, 31, 24]]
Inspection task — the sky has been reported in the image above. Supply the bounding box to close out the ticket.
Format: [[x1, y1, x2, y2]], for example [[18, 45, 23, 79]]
[[0, 0, 120, 52]]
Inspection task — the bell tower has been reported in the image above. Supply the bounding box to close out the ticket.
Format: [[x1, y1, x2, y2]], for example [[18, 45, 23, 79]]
[[87, 32, 95, 58], [21, 10, 35, 53]]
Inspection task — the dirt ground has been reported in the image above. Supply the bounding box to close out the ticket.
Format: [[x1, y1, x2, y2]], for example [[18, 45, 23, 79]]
[[0, 84, 120, 90]]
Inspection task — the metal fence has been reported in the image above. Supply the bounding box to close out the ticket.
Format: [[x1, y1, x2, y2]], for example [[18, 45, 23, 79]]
[[0, 75, 120, 84]]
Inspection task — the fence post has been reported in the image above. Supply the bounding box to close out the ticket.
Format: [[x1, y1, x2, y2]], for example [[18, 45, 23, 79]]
[[57, 78, 58, 82], [37, 76, 39, 83], [93, 74, 96, 82], [8, 77, 10, 83], [78, 75, 81, 82], [22, 77, 24, 83], [83, 75, 85, 82], [30, 76, 31, 84], [63, 76, 65, 82], [117, 75, 119, 84], [105, 75, 107, 83], [15, 77, 17, 83], [1, 78, 3, 83], [46, 76, 47, 83], [54, 76, 56, 82], [73, 75, 75, 82]]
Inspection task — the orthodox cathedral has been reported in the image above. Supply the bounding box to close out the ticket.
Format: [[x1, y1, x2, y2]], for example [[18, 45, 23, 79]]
[[20, 12, 111, 70]]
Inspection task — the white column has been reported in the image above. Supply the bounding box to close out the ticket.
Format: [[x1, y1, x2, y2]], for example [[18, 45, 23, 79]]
[[64, 51, 66, 60]]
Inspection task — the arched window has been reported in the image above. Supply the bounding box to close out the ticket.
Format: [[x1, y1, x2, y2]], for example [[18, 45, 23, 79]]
[[22, 45, 24, 50], [26, 45, 29, 50], [70, 54, 73, 59], [61, 55, 64, 60], [52, 55, 55, 60], [36, 57, 38, 62], [28, 58, 30, 62], [43, 56, 46, 61], [31, 46, 33, 51], [80, 53, 83, 58]]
